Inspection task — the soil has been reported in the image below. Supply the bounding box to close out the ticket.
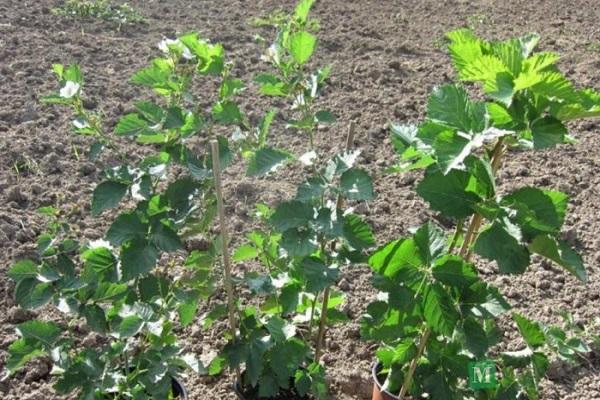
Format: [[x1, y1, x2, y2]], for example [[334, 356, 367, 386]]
[[0, 0, 599, 399]]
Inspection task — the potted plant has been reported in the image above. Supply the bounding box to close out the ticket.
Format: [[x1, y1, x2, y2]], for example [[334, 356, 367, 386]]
[[206, 1, 376, 398], [364, 30, 600, 399], [4, 31, 250, 399]]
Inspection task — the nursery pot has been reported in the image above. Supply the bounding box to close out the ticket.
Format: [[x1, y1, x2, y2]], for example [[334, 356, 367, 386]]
[[372, 362, 400, 400], [172, 377, 189, 400], [233, 372, 309, 400]]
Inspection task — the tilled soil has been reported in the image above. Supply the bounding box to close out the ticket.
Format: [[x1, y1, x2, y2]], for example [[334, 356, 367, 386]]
[[1, 0, 599, 399]]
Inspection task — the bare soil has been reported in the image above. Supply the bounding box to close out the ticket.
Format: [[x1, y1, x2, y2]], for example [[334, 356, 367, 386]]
[[1, 0, 599, 399]]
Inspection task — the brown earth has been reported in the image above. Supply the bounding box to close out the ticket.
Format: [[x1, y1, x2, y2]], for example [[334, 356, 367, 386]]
[[1, 0, 599, 399]]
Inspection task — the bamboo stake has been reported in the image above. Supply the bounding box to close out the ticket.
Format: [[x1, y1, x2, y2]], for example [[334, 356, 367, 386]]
[[210, 140, 241, 382], [314, 122, 356, 362]]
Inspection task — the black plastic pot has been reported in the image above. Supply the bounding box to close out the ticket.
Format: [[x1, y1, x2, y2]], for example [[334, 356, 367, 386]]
[[233, 374, 309, 400], [371, 362, 399, 400], [172, 377, 189, 399]]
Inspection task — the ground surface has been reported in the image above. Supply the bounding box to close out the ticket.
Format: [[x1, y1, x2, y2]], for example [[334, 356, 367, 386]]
[[1, 0, 599, 399]]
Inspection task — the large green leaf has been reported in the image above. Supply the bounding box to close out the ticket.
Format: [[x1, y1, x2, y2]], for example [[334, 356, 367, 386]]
[[114, 114, 152, 136], [301, 257, 339, 292], [340, 168, 374, 201], [422, 283, 459, 336], [416, 168, 482, 219], [8, 260, 38, 283], [106, 212, 147, 246], [528, 235, 587, 282], [120, 239, 159, 280], [289, 31, 317, 65], [281, 228, 318, 257], [6, 338, 46, 373], [246, 147, 292, 177], [269, 201, 313, 231], [427, 84, 487, 133], [473, 223, 530, 274], [502, 187, 567, 237], [117, 315, 144, 338], [413, 222, 446, 265], [368, 238, 423, 281], [432, 255, 479, 288], [530, 116, 567, 149], [15, 279, 53, 309], [91, 181, 128, 216], [150, 223, 182, 252], [513, 313, 546, 348], [17, 320, 62, 346], [342, 214, 375, 250]]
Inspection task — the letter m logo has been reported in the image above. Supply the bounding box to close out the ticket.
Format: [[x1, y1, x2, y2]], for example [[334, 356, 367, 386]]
[[468, 360, 497, 390]]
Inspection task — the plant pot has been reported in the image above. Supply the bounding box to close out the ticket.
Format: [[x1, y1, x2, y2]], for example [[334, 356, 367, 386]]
[[172, 377, 188, 399], [372, 362, 399, 400], [233, 374, 310, 400]]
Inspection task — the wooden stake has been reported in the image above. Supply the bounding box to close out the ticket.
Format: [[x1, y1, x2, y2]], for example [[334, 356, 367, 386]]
[[210, 140, 241, 382]]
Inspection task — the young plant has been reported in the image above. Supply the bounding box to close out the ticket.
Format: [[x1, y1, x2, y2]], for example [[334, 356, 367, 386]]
[[52, 0, 147, 30], [5, 32, 249, 398], [365, 30, 599, 399], [209, 1, 375, 398]]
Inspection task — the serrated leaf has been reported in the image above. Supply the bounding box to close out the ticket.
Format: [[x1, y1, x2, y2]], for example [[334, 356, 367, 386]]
[[423, 283, 459, 336], [368, 238, 423, 281], [212, 101, 243, 125], [246, 147, 292, 176], [269, 201, 313, 231], [91, 181, 128, 216], [150, 223, 182, 252], [233, 244, 258, 262], [106, 212, 147, 246], [514, 313, 546, 348], [528, 235, 587, 282], [15, 279, 53, 309], [301, 257, 339, 292], [120, 239, 158, 280], [281, 228, 318, 257], [427, 84, 487, 133], [342, 214, 375, 250], [340, 168, 374, 201], [8, 260, 38, 283], [289, 31, 317, 65], [474, 223, 530, 274], [114, 114, 152, 136], [296, 176, 327, 202], [433, 255, 479, 288], [6, 338, 46, 374], [118, 315, 144, 338], [17, 320, 62, 346], [530, 116, 567, 149]]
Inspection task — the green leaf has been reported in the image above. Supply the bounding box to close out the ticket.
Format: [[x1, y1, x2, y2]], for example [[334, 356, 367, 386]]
[[92, 282, 128, 302], [114, 114, 152, 136], [15, 279, 53, 309], [513, 313, 546, 348], [269, 201, 313, 231], [473, 223, 530, 274], [281, 228, 318, 257], [8, 260, 38, 283], [413, 222, 446, 265], [368, 238, 423, 280], [296, 177, 327, 202], [294, 0, 314, 23], [301, 257, 339, 292], [233, 244, 258, 262], [118, 315, 144, 338], [82, 246, 116, 274], [530, 116, 567, 149], [6, 338, 46, 374], [106, 212, 147, 246], [528, 235, 587, 282], [219, 78, 245, 99], [427, 84, 486, 133], [266, 316, 296, 342], [212, 101, 243, 125], [315, 110, 336, 124], [82, 305, 107, 333], [131, 64, 171, 88], [289, 31, 317, 65], [91, 181, 128, 216], [423, 283, 459, 336], [463, 318, 489, 357], [416, 168, 482, 219], [150, 223, 182, 252], [246, 147, 292, 176], [17, 320, 62, 346], [254, 74, 289, 97], [340, 168, 374, 201], [120, 239, 159, 280], [433, 255, 479, 288], [343, 214, 375, 250], [503, 187, 567, 236], [178, 302, 198, 327]]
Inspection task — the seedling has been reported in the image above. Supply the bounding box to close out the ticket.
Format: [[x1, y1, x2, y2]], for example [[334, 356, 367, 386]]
[[52, 0, 146, 29], [209, 1, 375, 398], [365, 30, 600, 399], [5, 32, 250, 398]]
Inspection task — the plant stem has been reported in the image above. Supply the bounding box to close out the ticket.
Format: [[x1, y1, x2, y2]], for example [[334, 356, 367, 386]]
[[398, 327, 431, 399], [399, 138, 506, 398], [460, 137, 505, 260], [314, 122, 356, 362], [210, 140, 241, 382]]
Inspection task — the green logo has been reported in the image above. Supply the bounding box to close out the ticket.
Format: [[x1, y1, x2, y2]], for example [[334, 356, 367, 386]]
[[468, 360, 497, 389]]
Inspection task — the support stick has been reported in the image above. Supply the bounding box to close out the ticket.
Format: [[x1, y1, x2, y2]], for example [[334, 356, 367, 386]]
[[210, 140, 241, 382], [314, 122, 356, 362]]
